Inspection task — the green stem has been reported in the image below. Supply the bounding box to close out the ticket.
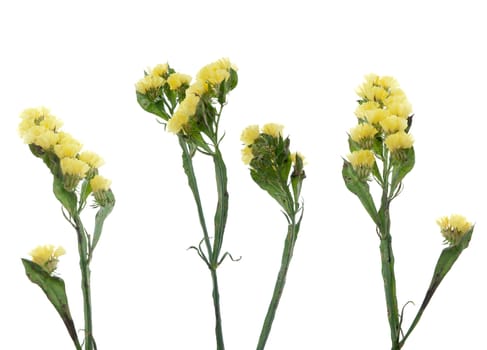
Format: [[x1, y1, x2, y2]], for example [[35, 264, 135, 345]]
[[73, 214, 94, 350], [179, 136, 226, 350], [378, 151, 400, 350], [256, 221, 298, 350]]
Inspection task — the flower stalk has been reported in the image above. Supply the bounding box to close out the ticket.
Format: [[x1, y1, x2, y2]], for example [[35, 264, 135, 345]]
[[342, 74, 474, 349], [136, 59, 238, 350], [19, 107, 114, 350]]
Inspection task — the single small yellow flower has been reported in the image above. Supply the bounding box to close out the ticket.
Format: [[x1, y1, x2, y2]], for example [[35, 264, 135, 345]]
[[384, 93, 412, 119], [150, 63, 169, 78], [33, 129, 59, 150], [262, 123, 284, 138], [29, 245, 65, 274], [355, 101, 381, 120], [54, 138, 83, 159], [350, 123, 378, 147], [79, 151, 104, 169], [241, 146, 254, 165], [167, 73, 192, 90], [437, 214, 472, 245], [378, 76, 399, 90], [186, 81, 206, 96], [364, 108, 390, 125], [135, 74, 165, 94], [60, 157, 90, 177], [347, 149, 375, 169], [240, 125, 260, 145], [380, 115, 408, 134], [167, 110, 190, 134], [384, 131, 414, 152], [90, 175, 111, 192]]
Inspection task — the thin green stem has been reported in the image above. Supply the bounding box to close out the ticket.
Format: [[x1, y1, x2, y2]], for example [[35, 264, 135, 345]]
[[256, 220, 298, 350], [73, 214, 94, 350], [211, 267, 225, 350]]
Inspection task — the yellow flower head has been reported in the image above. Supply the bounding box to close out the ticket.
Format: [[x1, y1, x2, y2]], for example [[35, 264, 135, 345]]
[[364, 108, 390, 125], [380, 115, 408, 134], [54, 137, 83, 159], [348, 149, 375, 169], [167, 73, 192, 90], [240, 125, 260, 145], [150, 63, 169, 78], [384, 131, 414, 152], [135, 74, 165, 94], [167, 110, 190, 134], [29, 245, 65, 274], [60, 157, 89, 177], [356, 74, 390, 102], [262, 123, 284, 138], [350, 123, 378, 148], [19, 107, 63, 144], [196, 58, 234, 90], [437, 214, 472, 245], [384, 93, 413, 119], [355, 101, 380, 120], [241, 146, 254, 165], [90, 175, 111, 192], [79, 151, 104, 169]]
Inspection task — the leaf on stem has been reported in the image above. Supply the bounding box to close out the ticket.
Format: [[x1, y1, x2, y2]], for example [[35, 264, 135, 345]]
[[390, 147, 415, 194], [342, 160, 379, 225], [21, 259, 81, 349], [91, 190, 115, 253], [136, 91, 170, 120], [53, 176, 77, 217]]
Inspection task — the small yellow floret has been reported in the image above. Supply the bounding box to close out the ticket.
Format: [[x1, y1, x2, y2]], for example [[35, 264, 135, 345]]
[[365, 108, 390, 125], [241, 146, 254, 165], [79, 151, 104, 169], [384, 131, 414, 152], [196, 58, 233, 90], [135, 75, 165, 94], [54, 139, 83, 159], [167, 110, 190, 134], [30, 245, 65, 274], [262, 123, 284, 138], [150, 63, 169, 77], [167, 73, 192, 90], [347, 150, 375, 169], [350, 124, 378, 144], [380, 115, 408, 134], [60, 157, 90, 177], [90, 175, 111, 192], [240, 125, 260, 145], [437, 214, 472, 245]]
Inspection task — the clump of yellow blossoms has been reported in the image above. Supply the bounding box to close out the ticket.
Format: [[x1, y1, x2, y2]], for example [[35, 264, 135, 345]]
[[346, 74, 414, 179], [29, 245, 65, 275], [437, 214, 473, 246], [136, 58, 238, 142], [18, 107, 112, 197]]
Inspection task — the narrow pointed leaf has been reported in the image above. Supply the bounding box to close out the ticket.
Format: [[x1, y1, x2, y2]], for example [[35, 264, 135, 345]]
[[390, 147, 415, 193], [22, 259, 81, 350], [342, 160, 379, 225], [92, 190, 115, 253], [53, 177, 77, 216], [136, 91, 169, 120]]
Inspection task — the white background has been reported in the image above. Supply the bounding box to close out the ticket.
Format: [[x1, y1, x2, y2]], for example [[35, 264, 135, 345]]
[[1, 1, 486, 349]]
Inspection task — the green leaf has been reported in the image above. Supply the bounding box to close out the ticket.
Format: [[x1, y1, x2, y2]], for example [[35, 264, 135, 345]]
[[136, 91, 170, 120], [342, 160, 379, 225], [22, 259, 81, 350], [92, 190, 115, 253], [79, 179, 92, 210], [212, 150, 229, 262], [390, 147, 415, 193], [53, 176, 77, 216]]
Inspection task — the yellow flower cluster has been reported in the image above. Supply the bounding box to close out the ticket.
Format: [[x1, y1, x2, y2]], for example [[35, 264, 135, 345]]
[[240, 123, 287, 165], [29, 244, 65, 274], [19, 107, 111, 193], [348, 75, 414, 176], [135, 63, 170, 94], [167, 58, 236, 134], [437, 214, 472, 245]]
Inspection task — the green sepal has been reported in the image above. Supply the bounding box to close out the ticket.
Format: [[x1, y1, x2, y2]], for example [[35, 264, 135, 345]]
[[21, 259, 81, 350], [390, 147, 415, 194], [53, 176, 77, 217], [291, 153, 305, 202], [342, 160, 379, 225], [218, 68, 238, 105], [136, 91, 170, 120], [91, 189, 115, 253]]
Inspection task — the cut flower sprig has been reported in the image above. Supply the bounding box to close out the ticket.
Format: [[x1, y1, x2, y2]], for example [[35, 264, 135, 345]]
[[136, 58, 238, 350], [342, 74, 474, 350], [19, 107, 115, 350], [241, 123, 305, 350]]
